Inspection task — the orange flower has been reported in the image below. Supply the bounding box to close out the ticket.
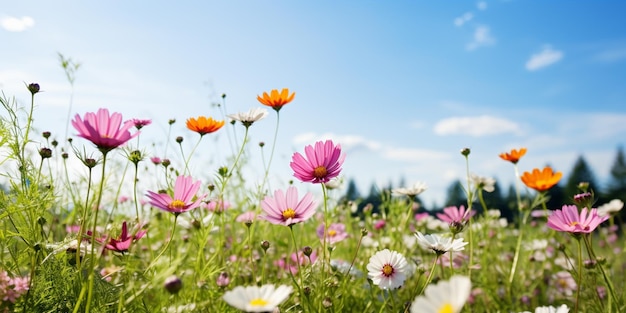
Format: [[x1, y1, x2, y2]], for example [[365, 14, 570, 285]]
[[257, 88, 295, 111], [499, 148, 527, 164], [521, 166, 562, 192], [186, 116, 224, 136]]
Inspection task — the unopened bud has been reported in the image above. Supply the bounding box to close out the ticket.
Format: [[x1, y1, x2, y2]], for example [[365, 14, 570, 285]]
[[164, 275, 183, 294]]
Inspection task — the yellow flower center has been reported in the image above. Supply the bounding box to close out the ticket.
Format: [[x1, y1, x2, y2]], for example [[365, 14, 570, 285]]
[[382, 264, 394, 277], [168, 200, 186, 210], [313, 166, 328, 179], [569, 221, 579, 227], [249, 298, 268, 306], [437, 303, 454, 313], [282, 208, 296, 219], [328, 230, 337, 237]]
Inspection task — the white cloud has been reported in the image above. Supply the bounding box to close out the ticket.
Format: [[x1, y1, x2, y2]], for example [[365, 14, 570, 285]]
[[466, 26, 495, 50], [454, 12, 474, 27], [525, 46, 563, 71], [433, 115, 522, 137], [382, 147, 451, 162], [292, 132, 381, 151], [477, 1, 488, 10], [1, 16, 35, 32]]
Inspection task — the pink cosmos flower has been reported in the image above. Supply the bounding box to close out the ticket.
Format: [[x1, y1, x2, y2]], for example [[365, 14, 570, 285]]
[[150, 157, 162, 165], [146, 175, 207, 215], [99, 221, 146, 253], [316, 223, 348, 244], [261, 186, 316, 226], [71, 108, 138, 152], [206, 199, 231, 213], [437, 205, 475, 224], [236, 211, 256, 223], [132, 118, 152, 130], [546, 205, 608, 234], [290, 140, 346, 184]]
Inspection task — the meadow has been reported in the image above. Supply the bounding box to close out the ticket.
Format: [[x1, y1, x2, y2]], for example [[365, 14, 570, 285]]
[[0, 82, 624, 313]]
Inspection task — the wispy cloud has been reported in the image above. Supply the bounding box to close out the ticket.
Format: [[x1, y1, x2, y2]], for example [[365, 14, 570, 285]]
[[454, 12, 474, 27], [525, 46, 563, 71], [593, 47, 626, 63], [466, 26, 495, 51], [0, 16, 35, 32], [433, 115, 522, 137], [292, 132, 382, 152], [477, 1, 488, 10]]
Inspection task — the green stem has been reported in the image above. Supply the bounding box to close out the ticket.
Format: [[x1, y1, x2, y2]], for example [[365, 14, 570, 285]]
[[85, 151, 109, 312], [417, 254, 440, 296], [582, 234, 621, 311], [575, 237, 582, 313], [183, 136, 203, 175], [259, 112, 280, 197]]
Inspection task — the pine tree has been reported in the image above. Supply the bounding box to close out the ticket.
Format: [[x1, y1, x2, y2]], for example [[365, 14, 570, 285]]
[[564, 156, 600, 200], [443, 179, 466, 208], [605, 146, 626, 203]]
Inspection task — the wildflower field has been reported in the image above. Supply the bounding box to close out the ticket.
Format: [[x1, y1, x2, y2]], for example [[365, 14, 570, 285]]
[[1, 82, 625, 313]]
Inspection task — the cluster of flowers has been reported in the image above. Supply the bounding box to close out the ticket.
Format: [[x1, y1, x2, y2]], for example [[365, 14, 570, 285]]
[[0, 270, 29, 310], [64, 84, 618, 312]]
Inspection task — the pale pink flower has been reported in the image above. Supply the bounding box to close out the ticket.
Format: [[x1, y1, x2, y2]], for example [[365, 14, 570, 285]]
[[150, 157, 162, 165], [132, 118, 152, 130], [236, 211, 257, 223], [552, 271, 577, 297], [316, 223, 348, 244], [547, 205, 608, 234], [261, 186, 316, 226], [206, 199, 231, 213], [437, 205, 475, 224], [367, 249, 409, 290], [71, 108, 138, 152], [290, 140, 345, 184], [146, 175, 207, 215]]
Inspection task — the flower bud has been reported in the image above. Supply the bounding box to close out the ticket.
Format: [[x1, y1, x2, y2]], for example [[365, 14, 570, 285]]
[[168, 119, 176, 125], [39, 148, 52, 159], [42, 131, 51, 139], [176, 136, 183, 144], [27, 83, 40, 95], [302, 246, 313, 257], [261, 240, 270, 252], [164, 275, 183, 294], [460, 147, 471, 156]]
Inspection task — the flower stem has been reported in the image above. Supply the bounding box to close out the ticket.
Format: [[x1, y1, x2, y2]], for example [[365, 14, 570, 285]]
[[417, 254, 440, 296], [259, 112, 280, 197], [575, 237, 583, 313]]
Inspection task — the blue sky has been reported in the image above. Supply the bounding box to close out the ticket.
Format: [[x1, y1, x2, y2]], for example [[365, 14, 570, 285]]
[[2, 1, 626, 206]]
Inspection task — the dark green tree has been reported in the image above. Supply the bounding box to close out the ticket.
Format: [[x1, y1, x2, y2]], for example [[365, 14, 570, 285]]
[[443, 179, 466, 208], [343, 178, 361, 201], [605, 146, 626, 203], [564, 156, 600, 200]]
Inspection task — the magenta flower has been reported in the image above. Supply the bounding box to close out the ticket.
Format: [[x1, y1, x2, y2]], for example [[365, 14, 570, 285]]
[[437, 205, 475, 224], [261, 186, 316, 226], [100, 221, 146, 253], [146, 175, 207, 215], [131, 118, 152, 130], [317, 223, 348, 244], [71, 108, 138, 152], [547, 205, 608, 234], [290, 140, 346, 184]]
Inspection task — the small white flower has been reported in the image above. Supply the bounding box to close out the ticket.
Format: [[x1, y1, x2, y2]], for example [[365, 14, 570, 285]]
[[521, 304, 570, 313], [222, 284, 292, 312], [410, 275, 471, 313], [597, 199, 624, 217], [227, 108, 268, 126], [470, 173, 496, 192], [366, 249, 409, 290], [392, 182, 428, 197], [415, 232, 468, 254], [324, 176, 344, 190]]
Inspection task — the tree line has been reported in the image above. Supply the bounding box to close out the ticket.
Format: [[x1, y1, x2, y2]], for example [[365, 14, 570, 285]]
[[339, 146, 626, 222]]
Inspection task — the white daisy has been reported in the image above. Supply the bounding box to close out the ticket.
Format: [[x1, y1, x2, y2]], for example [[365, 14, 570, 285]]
[[470, 173, 496, 192], [410, 275, 471, 313], [227, 107, 268, 127], [597, 199, 624, 217], [415, 232, 468, 254], [392, 182, 428, 197], [222, 284, 292, 312], [521, 304, 570, 313], [366, 249, 409, 290]]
